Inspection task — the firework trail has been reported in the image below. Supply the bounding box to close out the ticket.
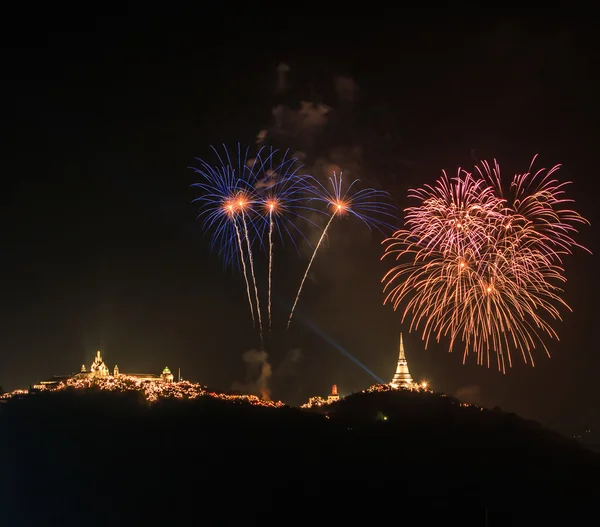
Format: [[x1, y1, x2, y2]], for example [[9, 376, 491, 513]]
[[268, 205, 274, 333], [191, 145, 264, 328], [232, 213, 255, 325], [240, 205, 264, 346], [381, 156, 589, 371], [287, 212, 336, 330], [287, 172, 398, 329], [254, 151, 318, 334]]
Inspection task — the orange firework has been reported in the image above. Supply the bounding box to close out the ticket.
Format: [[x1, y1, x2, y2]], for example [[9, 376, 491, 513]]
[[382, 156, 590, 372]]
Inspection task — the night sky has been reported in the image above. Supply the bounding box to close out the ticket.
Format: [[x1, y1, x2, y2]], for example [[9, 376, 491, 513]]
[[2, 9, 598, 436]]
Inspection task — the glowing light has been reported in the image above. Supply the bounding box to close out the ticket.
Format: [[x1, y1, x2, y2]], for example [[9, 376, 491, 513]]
[[365, 383, 433, 394], [332, 200, 347, 214]]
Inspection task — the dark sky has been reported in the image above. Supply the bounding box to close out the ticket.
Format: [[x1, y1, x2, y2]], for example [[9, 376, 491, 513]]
[[2, 9, 598, 436]]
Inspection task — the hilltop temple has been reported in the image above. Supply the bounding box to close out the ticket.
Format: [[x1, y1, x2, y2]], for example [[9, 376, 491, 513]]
[[32, 350, 175, 390], [389, 333, 414, 389], [327, 384, 340, 403], [301, 384, 342, 408]]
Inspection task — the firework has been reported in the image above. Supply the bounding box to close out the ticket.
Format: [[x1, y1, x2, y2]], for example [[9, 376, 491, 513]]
[[191, 145, 317, 341], [252, 150, 317, 333], [287, 172, 398, 329], [191, 145, 263, 327], [382, 157, 589, 371], [190, 144, 261, 268]]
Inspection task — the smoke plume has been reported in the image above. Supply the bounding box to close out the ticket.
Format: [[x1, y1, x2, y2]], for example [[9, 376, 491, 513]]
[[334, 75, 359, 103], [232, 348, 302, 401], [276, 62, 290, 94]]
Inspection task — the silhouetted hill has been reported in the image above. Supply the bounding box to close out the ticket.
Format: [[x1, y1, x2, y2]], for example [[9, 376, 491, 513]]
[[1, 387, 598, 526]]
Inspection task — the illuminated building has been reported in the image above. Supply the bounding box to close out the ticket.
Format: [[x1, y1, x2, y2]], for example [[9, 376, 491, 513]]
[[31, 377, 71, 390], [90, 350, 110, 377], [31, 350, 175, 390], [161, 367, 174, 383], [389, 333, 414, 389], [301, 395, 327, 408], [327, 384, 340, 403], [302, 384, 343, 408]]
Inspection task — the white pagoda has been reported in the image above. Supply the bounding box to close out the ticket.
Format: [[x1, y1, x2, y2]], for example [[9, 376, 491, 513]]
[[389, 333, 414, 389]]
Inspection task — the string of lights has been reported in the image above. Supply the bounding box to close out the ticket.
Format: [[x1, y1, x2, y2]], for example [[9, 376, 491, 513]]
[[0, 375, 285, 408]]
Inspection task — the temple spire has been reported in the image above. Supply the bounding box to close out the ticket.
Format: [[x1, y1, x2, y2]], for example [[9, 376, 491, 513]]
[[399, 333, 406, 361], [389, 332, 414, 389]]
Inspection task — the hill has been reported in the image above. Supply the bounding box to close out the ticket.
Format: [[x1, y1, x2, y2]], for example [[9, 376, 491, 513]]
[[1, 386, 598, 526]]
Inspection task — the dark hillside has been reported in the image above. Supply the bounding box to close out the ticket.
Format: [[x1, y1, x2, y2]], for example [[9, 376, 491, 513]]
[[1, 388, 598, 526]]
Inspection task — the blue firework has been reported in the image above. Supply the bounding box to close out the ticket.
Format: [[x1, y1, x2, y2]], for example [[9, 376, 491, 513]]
[[251, 149, 322, 255], [190, 144, 262, 269], [306, 172, 399, 233], [190, 144, 321, 339], [190, 144, 319, 268]]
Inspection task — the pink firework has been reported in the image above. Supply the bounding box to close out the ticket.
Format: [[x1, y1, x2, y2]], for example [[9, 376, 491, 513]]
[[382, 157, 589, 372]]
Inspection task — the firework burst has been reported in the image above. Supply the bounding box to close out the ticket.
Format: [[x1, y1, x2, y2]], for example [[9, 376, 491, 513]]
[[382, 156, 589, 372]]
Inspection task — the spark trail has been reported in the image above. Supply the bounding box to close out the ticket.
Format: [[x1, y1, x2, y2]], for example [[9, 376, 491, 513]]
[[287, 211, 336, 329], [233, 216, 255, 326], [268, 205, 274, 334], [286, 172, 398, 329], [241, 208, 264, 346]]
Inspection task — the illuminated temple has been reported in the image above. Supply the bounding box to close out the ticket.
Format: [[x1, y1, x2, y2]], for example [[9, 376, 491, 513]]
[[32, 350, 175, 390], [389, 333, 414, 389], [327, 384, 340, 403], [301, 384, 342, 408]]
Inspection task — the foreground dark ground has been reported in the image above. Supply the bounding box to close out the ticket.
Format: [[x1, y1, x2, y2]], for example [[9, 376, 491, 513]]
[[1, 388, 598, 526]]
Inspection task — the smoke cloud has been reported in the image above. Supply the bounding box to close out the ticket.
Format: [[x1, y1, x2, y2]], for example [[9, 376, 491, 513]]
[[231, 348, 272, 400], [276, 62, 290, 94], [232, 348, 302, 401], [259, 64, 386, 258], [246, 62, 402, 382], [275, 347, 302, 377], [270, 101, 331, 153], [334, 75, 359, 103], [259, 64, 387, 209]]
